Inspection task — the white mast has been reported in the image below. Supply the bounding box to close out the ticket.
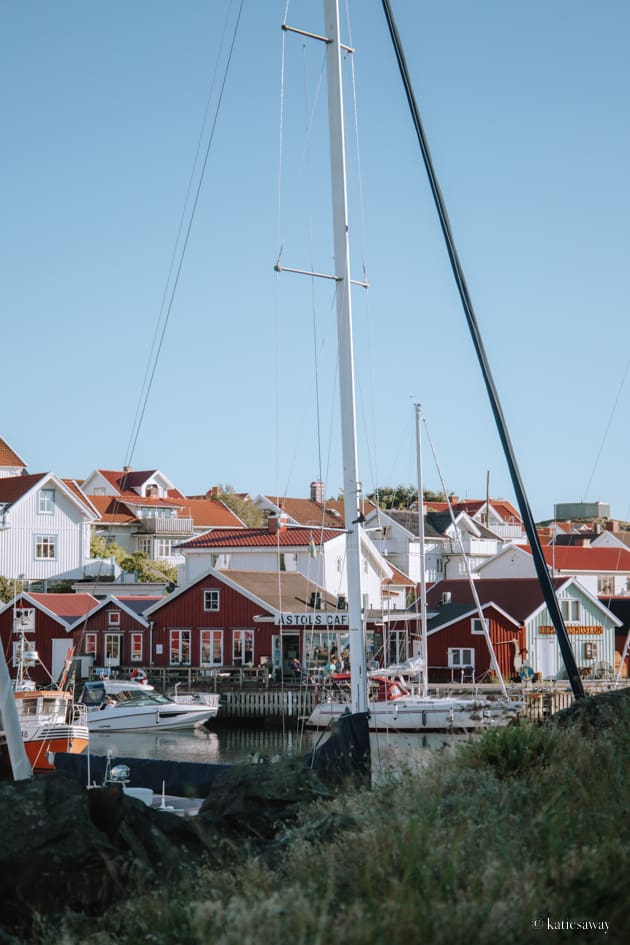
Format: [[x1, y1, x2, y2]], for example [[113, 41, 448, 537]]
[[324, 0, 367, 715], [0, 640, 32, 781], [414, 404, 429, 698]]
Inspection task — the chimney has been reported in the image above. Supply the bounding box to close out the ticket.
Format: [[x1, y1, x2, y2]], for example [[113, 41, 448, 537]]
[[310, 480, 325, 503], [606, 520, 618, 532], [123, 465, 132, 473], [309, 591, 322, 610], [208, 486, 222, 499], [441, 591, 452, 606], [268, 512, 289, 534]]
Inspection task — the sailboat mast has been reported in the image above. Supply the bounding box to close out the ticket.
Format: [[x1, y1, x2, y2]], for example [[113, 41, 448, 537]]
[[324, 0, 367, 715], [414, 405, 429, 698]]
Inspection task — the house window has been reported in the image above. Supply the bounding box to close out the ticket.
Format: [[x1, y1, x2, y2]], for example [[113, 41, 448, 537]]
[[233, 629, 254, 666], [38, 489, 55, 514], [156, 538, 176, 557], [104, 634, 121, 665], [448, 648, 475, 669], [130, 633, 143, 662], [560, 598, 580, 623], [85, 633, 97, 655], [584, 641, 598, 660], [14, 608, 35, 632], [108, 611, 121, 627], [136, 537, 152, 555], [170, 629, 191, 665], [93, 487, 106, 496], [35, 535, 56, 559], [471, 618, 487, 635], [201, 629, 223, 666], [204, 589, 220, 612], [597, 576, 614, 595]]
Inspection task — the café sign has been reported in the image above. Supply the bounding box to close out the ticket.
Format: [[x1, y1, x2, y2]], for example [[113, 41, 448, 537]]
[[275, 612, 350, 626]]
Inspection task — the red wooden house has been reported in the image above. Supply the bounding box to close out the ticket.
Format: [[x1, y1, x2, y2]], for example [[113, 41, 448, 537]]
[[0, 592, 98, 685], [141, 568, 353, 679], [70, 595, 163, 675]]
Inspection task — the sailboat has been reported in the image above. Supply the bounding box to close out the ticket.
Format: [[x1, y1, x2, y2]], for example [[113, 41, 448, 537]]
[[307, 405, 523, 732]]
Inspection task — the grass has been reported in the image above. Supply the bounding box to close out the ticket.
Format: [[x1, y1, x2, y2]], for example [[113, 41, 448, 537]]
[[31, 690, 629, 945]]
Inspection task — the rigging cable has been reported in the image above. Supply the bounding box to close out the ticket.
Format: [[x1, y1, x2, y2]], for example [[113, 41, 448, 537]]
[[123, 0, 245, 469], [381, 0, 584, 698], [582, 353, 630, 501]]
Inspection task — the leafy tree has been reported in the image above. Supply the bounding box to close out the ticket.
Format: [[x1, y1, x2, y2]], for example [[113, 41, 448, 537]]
[[366, 486, 447, 510], [91, 537, 177, 587], [0, 576, 25, 603], [119, 551, 177, 586], [219, 485, 265, 527]]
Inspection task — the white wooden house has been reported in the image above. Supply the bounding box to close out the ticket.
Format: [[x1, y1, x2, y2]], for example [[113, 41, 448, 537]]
[[364, 506, 502, 583], [177, 514, 403, 611], [0, 473, 97, 584], [82, 467, 243, 567]]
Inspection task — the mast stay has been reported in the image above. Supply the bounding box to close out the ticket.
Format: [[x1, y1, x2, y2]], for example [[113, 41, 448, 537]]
[[381, 0, 585, 699]]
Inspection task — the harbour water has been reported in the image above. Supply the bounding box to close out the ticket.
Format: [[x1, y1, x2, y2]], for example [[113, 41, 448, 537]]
[[89, 724, 469, 781]]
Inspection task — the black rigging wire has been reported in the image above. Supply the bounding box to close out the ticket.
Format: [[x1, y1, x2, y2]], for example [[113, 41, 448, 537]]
[[380, 0, 585, 698]]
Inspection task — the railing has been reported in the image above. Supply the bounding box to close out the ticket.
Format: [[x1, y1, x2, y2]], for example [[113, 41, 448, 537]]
[[135, 517, 194, 534]]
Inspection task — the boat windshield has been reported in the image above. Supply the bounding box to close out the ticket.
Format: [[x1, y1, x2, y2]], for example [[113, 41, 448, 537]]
[[80, 682, 172, 707]]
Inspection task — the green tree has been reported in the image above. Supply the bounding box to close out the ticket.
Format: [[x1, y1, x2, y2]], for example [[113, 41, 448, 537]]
[[219, 485, 265, 527], [0, 576, 25, 603], [366, 485, 447, 510], [90, 536, 177, 587]]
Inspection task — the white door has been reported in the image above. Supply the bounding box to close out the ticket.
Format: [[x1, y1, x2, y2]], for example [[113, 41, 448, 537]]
[[51, 638, 73, 683], [535, 637, 557, 679]]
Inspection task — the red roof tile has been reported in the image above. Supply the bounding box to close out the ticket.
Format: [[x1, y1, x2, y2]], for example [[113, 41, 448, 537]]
[[179, 527, 342, 549], [29, 593, 98, 620], [0, 436, 26, 468]]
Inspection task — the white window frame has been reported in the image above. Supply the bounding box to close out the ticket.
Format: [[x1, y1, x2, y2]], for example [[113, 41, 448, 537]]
[[597, 575, 614, 595], [156, 538, 175, 558], [35, 535, 56, 559], [104, 634, 121, 665], [448, 647, 475, 669], [85, 633, 97, 655], [108, 611, 121, 627], [169, 628, 191, 665], [204, 589, 220, 612], [233, 629, 254, 666], [200, 629, 223, 666], [471, 618, 487, 635], [38, 488, 55, 514], [137, 537, 152, 555], [560, 598, 580, 623], [130, 632, 143, 662]]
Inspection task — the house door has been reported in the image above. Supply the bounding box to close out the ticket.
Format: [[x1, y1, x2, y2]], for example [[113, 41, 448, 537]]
[[51, 638, 73, 683], [535, 637, 557, 679]]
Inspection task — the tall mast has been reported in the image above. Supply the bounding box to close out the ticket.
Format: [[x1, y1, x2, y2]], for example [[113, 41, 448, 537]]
[[324, 0, 367, 714], [414, 404, 429, 698]]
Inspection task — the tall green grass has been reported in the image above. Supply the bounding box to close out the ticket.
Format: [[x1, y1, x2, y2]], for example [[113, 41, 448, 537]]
[[34, 691, 629, 945]]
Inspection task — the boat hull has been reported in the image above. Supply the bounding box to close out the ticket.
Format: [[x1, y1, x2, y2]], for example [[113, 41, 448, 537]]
[[307, 697, 522, 732], [86, 705, 218, 733]]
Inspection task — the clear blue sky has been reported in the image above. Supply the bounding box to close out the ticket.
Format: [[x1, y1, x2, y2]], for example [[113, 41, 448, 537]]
[[2, 1, 628, 522]]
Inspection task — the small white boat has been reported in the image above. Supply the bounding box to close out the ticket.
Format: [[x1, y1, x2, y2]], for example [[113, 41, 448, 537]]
[[79, 679, 220, 732]]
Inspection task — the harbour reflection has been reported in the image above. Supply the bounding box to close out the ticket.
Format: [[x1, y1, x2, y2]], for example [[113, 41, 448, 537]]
[[88, 725, 470, 777]]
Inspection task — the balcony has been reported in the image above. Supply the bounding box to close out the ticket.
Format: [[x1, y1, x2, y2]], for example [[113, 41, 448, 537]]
[[135, 517, 194, 535]]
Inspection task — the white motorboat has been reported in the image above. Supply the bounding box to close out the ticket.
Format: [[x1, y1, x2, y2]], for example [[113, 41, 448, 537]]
[[79, 679, 220, 732]]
